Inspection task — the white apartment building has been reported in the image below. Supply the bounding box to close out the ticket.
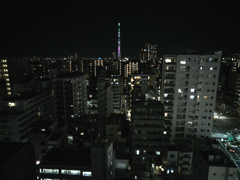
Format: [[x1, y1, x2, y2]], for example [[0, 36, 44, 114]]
[[161, 52, 221, 140]]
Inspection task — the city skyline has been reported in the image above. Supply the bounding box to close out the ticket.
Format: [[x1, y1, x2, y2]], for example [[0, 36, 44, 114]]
[[1, 1, 240, 58]]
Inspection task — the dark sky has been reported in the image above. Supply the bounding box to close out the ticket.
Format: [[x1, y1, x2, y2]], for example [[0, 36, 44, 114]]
[[1, 1, 240, 58]]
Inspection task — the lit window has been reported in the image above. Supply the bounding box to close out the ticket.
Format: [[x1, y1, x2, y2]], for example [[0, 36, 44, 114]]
[[4, 74, 9, 77], [40, 169, 59, 174], [136, 150, 140, 155], [7, 92, 11, 95], [178, 89, 183, 93], [83, 171, 92, 177], [8, 102, 15, 106], [210, 67, 213, 70], [204, 96, 208, 99], [41, 129, 45, 131], [190, 88, 195, 92], [156, 151, 161, 155], [6, 79, 9, 81], [165, 59, 171, 63], [61, 169, 81, 175], [190, 95, 195, 99], [180, 60, 186, 64]]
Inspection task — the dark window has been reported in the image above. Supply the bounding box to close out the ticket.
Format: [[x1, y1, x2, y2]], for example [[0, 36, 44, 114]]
[[170, 154, 175, 158]]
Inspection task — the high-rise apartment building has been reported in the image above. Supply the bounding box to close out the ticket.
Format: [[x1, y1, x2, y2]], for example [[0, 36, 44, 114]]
[[141, 44, 157, 63], [161, 52, 221, 140], [98, 75, 121, 114], [53, 73, 87, 124], [131, 101, 164, 178], [0, 58, 30, 98], [0, 91, 53, 142], [97, 81, 113, 120]]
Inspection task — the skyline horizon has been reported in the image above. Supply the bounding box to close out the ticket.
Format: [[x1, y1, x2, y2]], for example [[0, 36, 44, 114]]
[[1, 1, 240, 58]]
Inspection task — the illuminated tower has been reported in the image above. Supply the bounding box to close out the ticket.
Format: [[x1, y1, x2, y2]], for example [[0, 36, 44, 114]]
[[118, 23, 121, 59]]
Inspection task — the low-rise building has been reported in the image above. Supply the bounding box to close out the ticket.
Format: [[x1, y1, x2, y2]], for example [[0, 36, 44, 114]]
[[191, 138, 238, 180], [37, 141, 114, 180], [0, 142, 36, 180]]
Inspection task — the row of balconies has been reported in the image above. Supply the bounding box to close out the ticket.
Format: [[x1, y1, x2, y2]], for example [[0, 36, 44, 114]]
[[19, 115, 38, 128], [0, 125, 10, 129], [133, 124, 164, 128], [133, 137, 163, 142], [165, 59, 176, 64], [133, 143, 162, 148], [164, 89, 174, 93], [164, 102, 174, 106], [132, 157, 161, 162]]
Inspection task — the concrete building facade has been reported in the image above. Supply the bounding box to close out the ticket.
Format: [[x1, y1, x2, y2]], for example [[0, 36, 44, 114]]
[[161, 52, 221, 141], [53, 73, 87, 124], [0, 92, 53, 142], [131, 101, 165, 178]]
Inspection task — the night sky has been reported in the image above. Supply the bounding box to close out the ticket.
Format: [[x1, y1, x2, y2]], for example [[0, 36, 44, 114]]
[[1, 1, 240, 58]]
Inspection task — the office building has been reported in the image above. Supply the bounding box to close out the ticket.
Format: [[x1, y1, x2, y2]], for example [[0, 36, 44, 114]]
[[161, 52, 221, 140]]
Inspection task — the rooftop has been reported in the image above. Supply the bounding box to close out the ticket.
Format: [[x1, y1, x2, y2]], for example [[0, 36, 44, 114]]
[[40, 147, 91, 166], [48, 133, 63, 141], [200, 149, 236, 167], [165, 145, 177, 151], [1, 91, 49, 101], [115, 142, 130, 159], [0, 142, 30, 165], [173, 139, 192, 152], [54, 72, 86, 79]]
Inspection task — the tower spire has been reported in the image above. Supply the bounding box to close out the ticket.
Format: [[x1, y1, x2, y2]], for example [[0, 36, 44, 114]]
[[118, 23, 121, 59]]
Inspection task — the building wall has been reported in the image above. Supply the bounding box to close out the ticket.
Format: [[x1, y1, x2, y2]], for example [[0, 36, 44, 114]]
[[97, 81, 113, 120], [208, 166, 237, 180], [0, 143, 36, 180], [162, 52, 221, 140], [0, 92, 53, 142], [131, 101, 164, 170], [191, 150, 209, 180], [53, 74, 87, 124]]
